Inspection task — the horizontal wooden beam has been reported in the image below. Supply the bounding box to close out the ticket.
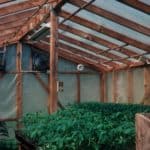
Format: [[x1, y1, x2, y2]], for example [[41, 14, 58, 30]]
[[0, 8, 36, 25], [58, 34, 131, 65], [0, 0, 11, 4], [0, 18, 27, 31], [60, 11, 150, 52], [59, 42, 118, 68], [118, 0, 150, 14], [44, 37, 119, 68], [0, 27, 20, 38], [0, 0, 56, 17], [0, 5, 50, 46], [69, 0, 150, 36], [28, 41, 110, 72], [60, 24, 140, 56]]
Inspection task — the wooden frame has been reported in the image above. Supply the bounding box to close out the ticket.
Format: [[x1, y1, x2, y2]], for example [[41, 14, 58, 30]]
[[48, 5, 58, 114], [16, 42, 22, 120]]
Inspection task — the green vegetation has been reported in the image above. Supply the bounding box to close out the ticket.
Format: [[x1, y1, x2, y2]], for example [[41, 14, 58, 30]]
[[0, 139, 18, 150], [21, 103, 150, 150]]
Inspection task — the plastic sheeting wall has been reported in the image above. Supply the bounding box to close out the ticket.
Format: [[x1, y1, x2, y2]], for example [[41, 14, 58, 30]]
[[105, 68, 145, 103], [0, 43, 147, 121], [58, 59, 100, 106]]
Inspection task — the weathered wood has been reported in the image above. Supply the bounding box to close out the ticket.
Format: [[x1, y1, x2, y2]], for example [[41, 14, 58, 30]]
[[127, 69, 133, 103], [136, 113, 150, 150], [112, 71, 118, 103], [58, 34, 131, 65], [0, 9, 36, 25], [60, 11, 150, 52], [120, 0, 150, 14], [16, 42, 22, 119], [0, 0, 11, 4], [49, 6, 58, 114], [76, 74, 80, 103], [0, 18, 27, 31], [142, 67, 150, 105], [69, 0, 150, 36], [60, 24, 141, 57], [0, 0, 55, 17], [27, 41, 108, 72], [0, 27, 19, 37], [58, 42, 118, 69], [100, 73, 107, 102]]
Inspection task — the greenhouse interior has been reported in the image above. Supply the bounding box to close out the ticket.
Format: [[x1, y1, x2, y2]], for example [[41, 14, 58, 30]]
[[0, 0, 150, 149]]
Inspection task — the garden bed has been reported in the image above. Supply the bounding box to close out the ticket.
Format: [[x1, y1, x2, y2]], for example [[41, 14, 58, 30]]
[[17, 103, 150, 150]]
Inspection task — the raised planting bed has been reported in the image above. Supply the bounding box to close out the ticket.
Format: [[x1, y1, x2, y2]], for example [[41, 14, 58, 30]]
[[136, 113, 150, 150], [17, 103, 150, 150]]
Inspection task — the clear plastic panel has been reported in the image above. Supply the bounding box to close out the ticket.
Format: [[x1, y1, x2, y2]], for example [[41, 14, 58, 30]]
[[80, 74, 100, 102], [133, 68, 144, 104], [0, 74, 17, 119], [23, 73, 48, 114], [116, 71, 127, 103], [58, 74, 77, 106]]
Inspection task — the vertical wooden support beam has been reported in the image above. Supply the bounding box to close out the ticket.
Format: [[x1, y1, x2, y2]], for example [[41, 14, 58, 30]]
[[16, 42, 22, 119], [143, 67, 150, 105], [112, 71, 118, 103], [100, 73, 107, 102], [49, 5, 58, 114], [76, 73, 80, 103], [127, 69, 133, 103]]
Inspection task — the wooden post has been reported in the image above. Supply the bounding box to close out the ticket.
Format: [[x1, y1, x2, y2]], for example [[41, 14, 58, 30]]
[[100, 73, 107, 102], [112, 71, 118, 103], [76, 74, 80, 103], [127, 69, 133, 103], [16, 42, 22, 119], [49, 5, 58, 114], [142, 67, 150, 105]]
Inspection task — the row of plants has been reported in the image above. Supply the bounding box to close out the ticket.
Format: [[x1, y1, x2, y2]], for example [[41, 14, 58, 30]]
[[20, 102, 150, 150], [0, 138, 18, 150]]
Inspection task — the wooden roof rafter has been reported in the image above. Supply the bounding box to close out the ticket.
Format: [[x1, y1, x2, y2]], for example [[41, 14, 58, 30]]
[[59, 24, 141, 57], [0, 0, 65, 47], [117, 0, 150, 14], [28, 41, 110, 72], [0, 8, 37, 25], [45, 34, 132, 66], [0, 0, 56, 17], [69, 0, 150, 36], [60, 11, 150, 52], [40, 39, 118, 69], [59, 34, 132, 65]]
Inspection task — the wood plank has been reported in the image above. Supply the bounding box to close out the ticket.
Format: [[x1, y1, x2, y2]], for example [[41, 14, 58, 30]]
[[112, 71, 118, 103], [0, 27, 19, 37], [49, 6, 58, 114], [0, 5, 50, 46], [60, 11, 150, 52], [16, 42, 22, 119], [29, 41, 108, 72], [60, 24, 141, 57], [142, 67, 150, 105], [58, 42, 118, 69], [58, 34, 131, 65], [76, 74, 80, 103], [70, 0, 150, 36], [0, 9, 36, 25], [0, 18, 27, 31], [0, 0, 55, 17], [100, 73, 107, 102], [127, 69, 133, 103], [119, 0, 150, 14]]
